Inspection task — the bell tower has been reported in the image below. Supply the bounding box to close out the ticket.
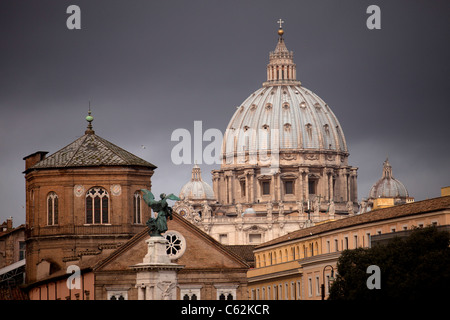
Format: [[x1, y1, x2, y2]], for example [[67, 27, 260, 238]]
[[23, 111, 156, 284]]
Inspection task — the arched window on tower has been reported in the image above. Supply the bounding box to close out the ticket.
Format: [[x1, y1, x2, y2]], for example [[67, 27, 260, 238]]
[[133, 191, 142, 224], [86, 187, 109, 224], [47, 192, 58, 225]]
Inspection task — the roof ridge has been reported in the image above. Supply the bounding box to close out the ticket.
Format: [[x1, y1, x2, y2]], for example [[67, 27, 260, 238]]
[[171, 213, 250, 268], [64, 134, 88, 167], [93, 227, 149, 271], [94, 134, 144, 165], [255, 195, 450, 249], [93, 214, 250, 271], [28, 132, 156, 170], [93, 134, 129, 164]]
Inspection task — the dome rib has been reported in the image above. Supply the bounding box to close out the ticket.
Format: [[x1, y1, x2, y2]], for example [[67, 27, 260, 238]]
[[221, 84, 347, 157]]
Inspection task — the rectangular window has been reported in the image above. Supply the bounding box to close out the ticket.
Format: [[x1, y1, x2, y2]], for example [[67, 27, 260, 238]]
[[19, 241, 26, 261], [53, 197, 58, 225], [335, 239, 339, 251], [344, 237, 349, 249], [291, 282, 295, 300], [241, 181, 246, 197], [86, 197, 93, 224], [308, 180, 316, 195], [48, 197, 53, 225], [354, 235, 358, 248], [308, 278, 312, 297], [136, 197, 141, 224], [249, 233, 262, 244], [219, 234, 228, 244], [284, 181, 294, 194], [326, 240, 330, 253], [94, 196, 101, 224], [134, 195, 141, 224], [315, 276, 321, 296], [102, 197, 109, 224], [262, 181, 270, 195]]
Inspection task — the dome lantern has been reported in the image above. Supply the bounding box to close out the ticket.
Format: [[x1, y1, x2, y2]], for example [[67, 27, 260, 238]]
[[263, 20, 301, 87]]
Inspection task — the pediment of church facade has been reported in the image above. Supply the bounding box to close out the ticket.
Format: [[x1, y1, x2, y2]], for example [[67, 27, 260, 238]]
[[93, 213, 249, 272]]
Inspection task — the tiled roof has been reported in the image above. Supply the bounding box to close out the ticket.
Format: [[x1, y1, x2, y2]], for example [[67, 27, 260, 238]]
[[0, 286, 28, 300], [30, 133, 156, 170], [255, 195, 450, 250], [225, 245, 256, 267]]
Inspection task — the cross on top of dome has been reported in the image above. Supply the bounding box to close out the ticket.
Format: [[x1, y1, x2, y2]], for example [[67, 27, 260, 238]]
[[277, 19, 285, 38], [277, 19, 284, 29]]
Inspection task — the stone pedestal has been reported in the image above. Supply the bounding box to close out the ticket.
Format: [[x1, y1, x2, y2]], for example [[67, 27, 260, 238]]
[[131, 236, 184, 300]]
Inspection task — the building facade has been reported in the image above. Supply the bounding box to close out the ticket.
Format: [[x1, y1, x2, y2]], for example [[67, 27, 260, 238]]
[[26, 210, 250, 300], [23, 113, 250, 300], [247, 193, 450, 300], [23, 113, 156, 285], [0, 218, 26, 291]]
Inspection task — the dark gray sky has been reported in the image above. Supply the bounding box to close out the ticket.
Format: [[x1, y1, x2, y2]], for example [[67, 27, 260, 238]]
[[1, 0, 449, 226]]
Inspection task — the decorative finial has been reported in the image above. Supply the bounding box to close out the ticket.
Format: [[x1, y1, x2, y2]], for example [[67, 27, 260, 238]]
[[277, 18, 284, 29], [277, 18, 284, 37], [85, 102, 95, 134], [382, 158, 393, 179]]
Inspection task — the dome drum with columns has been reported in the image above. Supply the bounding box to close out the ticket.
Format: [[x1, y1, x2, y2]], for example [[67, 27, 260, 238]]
[[174, 23, 359, 245]]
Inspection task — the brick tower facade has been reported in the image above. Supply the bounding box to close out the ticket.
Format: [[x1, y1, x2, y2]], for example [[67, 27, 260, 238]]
[[23, 112, 156, 284]]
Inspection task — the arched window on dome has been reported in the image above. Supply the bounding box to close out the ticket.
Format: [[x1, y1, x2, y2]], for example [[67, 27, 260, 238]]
[[86, 187, 109, 224], [47, 192, 58, 225], [133, 191, 142, 224]]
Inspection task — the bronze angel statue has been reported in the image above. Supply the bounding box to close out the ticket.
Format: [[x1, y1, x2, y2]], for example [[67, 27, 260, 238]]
[[141, 190, 180, 237]]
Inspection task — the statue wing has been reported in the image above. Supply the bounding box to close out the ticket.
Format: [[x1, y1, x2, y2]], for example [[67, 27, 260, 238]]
[[165, 193, 180, 201], [141, 189, 157, 206]]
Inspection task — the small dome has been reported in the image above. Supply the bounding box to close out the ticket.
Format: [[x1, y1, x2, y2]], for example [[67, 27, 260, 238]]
[[179, 164, 215, 200], [369, 159, 409, 199]]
